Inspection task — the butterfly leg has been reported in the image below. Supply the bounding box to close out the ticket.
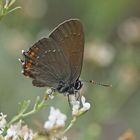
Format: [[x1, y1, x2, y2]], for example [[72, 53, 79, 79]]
[[74, 90, 81, 101], [67, 91, 81, 110], [74, 90, 83, 107], [45, 88, 56, 100], [67, 94, 72, 109]]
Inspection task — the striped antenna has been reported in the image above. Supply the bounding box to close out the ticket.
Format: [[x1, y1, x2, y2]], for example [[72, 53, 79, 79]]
[[82, 80, 112, 87], [89, 80, 112, 87]]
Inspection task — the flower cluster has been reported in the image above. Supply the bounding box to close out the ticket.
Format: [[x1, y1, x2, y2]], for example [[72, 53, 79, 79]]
[[0, 115, 34, 140], [0, 95, 90, 140], [5, 120, 34, 140], [0, 110, 67, 140], [43, 107, 67, 139], [71, 96, 91, 116], [44, 107, 67, 131]]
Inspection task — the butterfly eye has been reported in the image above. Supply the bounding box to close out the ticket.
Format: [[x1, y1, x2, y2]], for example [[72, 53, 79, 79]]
[[74, 80, 83, 90]]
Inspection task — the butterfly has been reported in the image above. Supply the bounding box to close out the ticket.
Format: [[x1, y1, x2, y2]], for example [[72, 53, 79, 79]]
[[19, 19, 84, 95]]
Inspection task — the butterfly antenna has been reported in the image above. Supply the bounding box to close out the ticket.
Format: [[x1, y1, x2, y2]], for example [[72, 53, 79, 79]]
[[89, 80, 112, 87], [82, 80, 112, 87]]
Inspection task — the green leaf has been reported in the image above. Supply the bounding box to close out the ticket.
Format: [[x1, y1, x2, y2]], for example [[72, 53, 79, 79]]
[[4, 0, 9, 9], [34, 96, 41, 110], [8, 0, 16, 7], [7, 6, 21, 14], [18, 100, 31, 114]]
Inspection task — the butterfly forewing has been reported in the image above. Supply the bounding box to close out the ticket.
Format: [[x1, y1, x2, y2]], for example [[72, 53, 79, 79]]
[[49, 19, 84, 84], [21, 19, 84, 88]]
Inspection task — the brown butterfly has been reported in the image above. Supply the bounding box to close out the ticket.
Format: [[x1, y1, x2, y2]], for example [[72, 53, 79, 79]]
[[19, 19, 84, 95], [19, 19, 111, 96]]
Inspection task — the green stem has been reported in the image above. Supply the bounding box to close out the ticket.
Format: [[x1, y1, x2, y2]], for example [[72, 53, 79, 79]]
[[63, 116, 77, 134], [7, 99, 45, 127]]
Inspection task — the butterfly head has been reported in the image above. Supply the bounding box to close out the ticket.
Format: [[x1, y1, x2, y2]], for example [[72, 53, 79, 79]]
[[56, 79, 83, 95]]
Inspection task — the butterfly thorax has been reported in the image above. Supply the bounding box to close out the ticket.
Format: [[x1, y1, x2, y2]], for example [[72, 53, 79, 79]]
[[56, 79, 83, 95]]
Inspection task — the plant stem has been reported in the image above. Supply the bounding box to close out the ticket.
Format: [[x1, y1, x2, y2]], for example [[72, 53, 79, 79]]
[[7, 99, 45, 127], [63, 116, 77, 134]]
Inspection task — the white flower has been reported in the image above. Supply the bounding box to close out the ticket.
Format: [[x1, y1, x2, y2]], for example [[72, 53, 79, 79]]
[[81, 96, 91, 111], [5, 120, 34, 140], [46, 88, 54, 99], [44, 107, 67, 131], [0, 112, 7, 129], [71, 96, 91, 116], [44, 121, 54, 130], [19, 125, 34, 140], [5, 120, 22, 140], [71, 96, 80, 116]]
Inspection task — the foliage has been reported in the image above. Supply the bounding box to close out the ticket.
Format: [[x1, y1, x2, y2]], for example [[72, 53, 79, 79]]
[[0, 0, 20, 20]]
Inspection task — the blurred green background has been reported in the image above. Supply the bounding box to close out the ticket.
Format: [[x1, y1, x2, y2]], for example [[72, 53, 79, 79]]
[[0, 0, 140, 139]]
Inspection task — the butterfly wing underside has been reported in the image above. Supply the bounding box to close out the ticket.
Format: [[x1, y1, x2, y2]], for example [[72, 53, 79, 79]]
[[49, 19, 84, 84], [21, 19, 84, 87]]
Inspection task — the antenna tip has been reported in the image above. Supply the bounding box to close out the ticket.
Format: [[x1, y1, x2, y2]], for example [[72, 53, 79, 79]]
[[109, 84, 112, 87], [103, 84, 112, 87]]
